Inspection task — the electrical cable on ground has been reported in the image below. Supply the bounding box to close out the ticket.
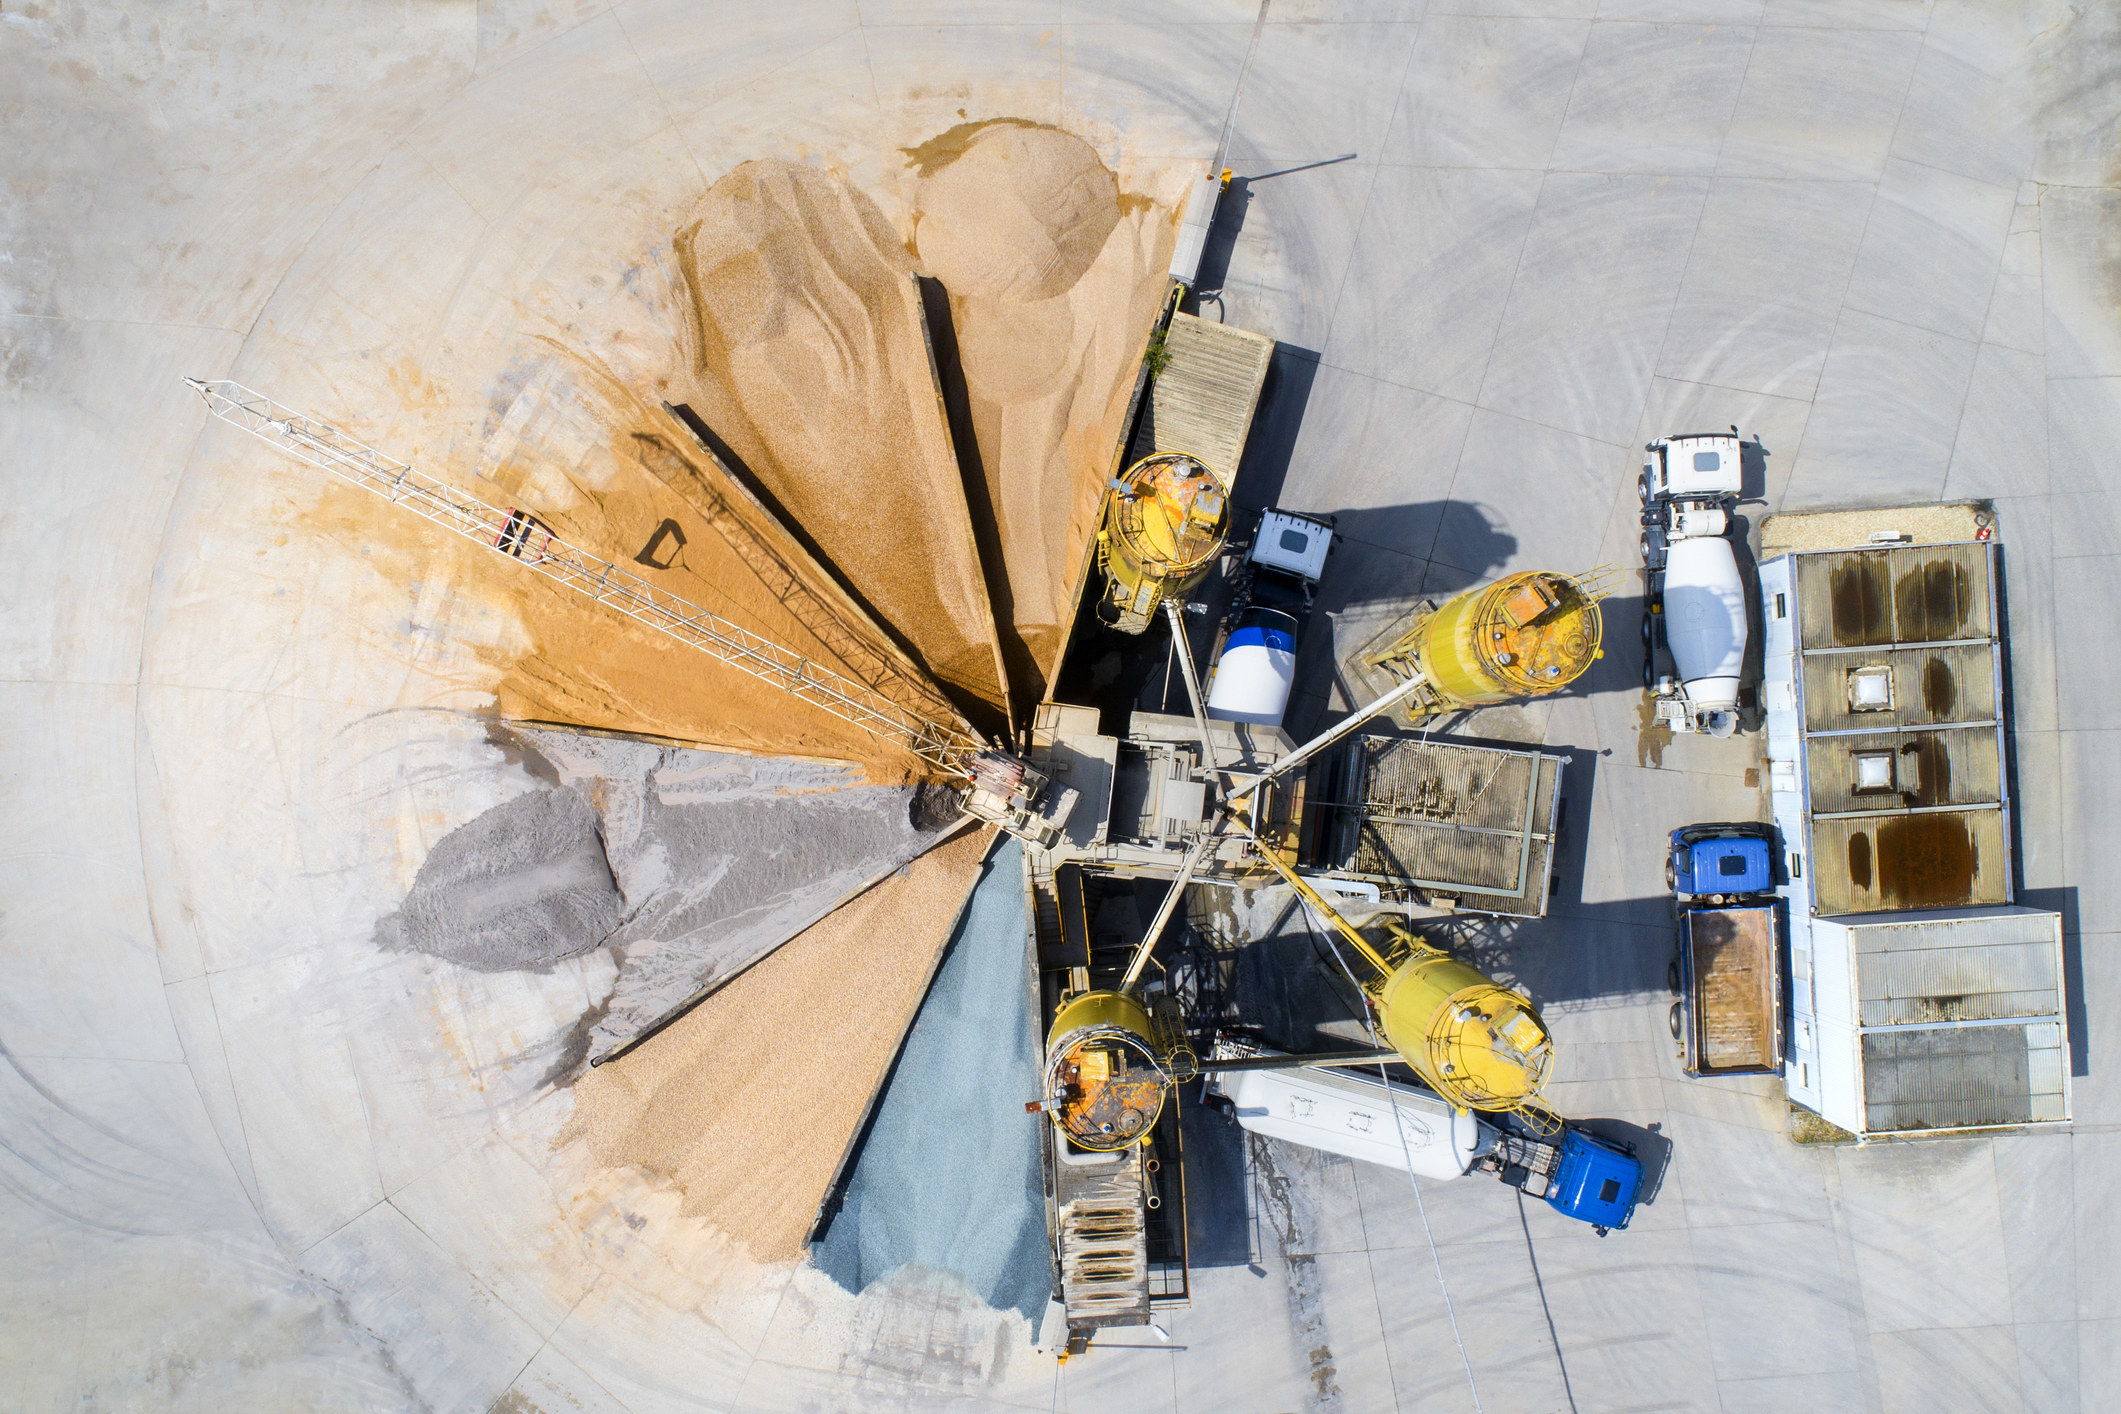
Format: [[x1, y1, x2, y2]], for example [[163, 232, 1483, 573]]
[[1277, 871, 1484, 1414], [1516, 1188, 1581, 1414]]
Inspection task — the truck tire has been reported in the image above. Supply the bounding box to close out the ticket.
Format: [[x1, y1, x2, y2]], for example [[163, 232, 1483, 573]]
[[1668, 1001, 1684, 1042], [1640, 615, 1654, 645], [1643, 657, 1657, 689], [1664, 857, 1677, 892], [1639, 471, 1654, 503], [1668, 957, 1682, 995]]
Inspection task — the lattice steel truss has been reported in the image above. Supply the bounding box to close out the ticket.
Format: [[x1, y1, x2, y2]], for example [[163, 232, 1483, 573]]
[[185, 378, 979, 777]]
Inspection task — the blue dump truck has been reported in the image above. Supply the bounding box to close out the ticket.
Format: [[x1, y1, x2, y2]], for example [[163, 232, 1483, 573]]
[[1668, 823, 1786, 1078]]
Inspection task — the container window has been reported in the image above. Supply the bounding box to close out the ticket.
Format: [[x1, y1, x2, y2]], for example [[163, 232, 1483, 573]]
[[1790, 852, 1802, 879], [1692, 451, 1721, 472], [1599, 1178, 1622, 1204], [1718, 854, 1751, 876], [1775, 593, 1787, 619], [1279, 528, 1309, 554]]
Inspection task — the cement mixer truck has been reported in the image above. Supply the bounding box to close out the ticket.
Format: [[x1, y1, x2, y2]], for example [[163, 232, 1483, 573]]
[[1206, 1042, 1643, 1233], [1640, 432, 1750, 736], [1205, 507, 1336, 728]]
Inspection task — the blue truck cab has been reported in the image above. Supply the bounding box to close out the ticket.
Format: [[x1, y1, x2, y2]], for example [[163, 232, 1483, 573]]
[[1667, 822, 1774, 899], [1545, 1128, 1644, 1233], [1481, 1123, 1645, 1235]]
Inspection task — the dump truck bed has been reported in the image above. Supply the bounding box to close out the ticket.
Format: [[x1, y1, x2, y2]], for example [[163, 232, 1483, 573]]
[[1679, 903, 1784, 1076]]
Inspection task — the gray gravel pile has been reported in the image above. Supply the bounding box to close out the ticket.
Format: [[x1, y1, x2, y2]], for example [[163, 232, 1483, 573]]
[[381, 787, 620, 972]]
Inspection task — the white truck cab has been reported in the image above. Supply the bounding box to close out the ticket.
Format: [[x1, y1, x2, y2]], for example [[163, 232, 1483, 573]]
[[1640, 432, 1750, 738], [1642, 433, 1742, 503]]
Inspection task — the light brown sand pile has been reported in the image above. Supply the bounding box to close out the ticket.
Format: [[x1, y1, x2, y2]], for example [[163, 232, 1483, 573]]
[[910, 123, 1181, 702], [563, 826, 994, 1262], [303, 347, 955, 782], [672, 161, 1011, 722], [913, 124, 1121, 303]]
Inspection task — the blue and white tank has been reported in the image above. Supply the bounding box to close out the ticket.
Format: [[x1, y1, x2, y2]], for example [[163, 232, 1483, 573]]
[[1207, 607, 1300, 726]]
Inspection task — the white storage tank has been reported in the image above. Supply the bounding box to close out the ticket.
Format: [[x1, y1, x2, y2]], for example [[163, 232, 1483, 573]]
[[1663, 535, 1747, 735], [1212, 1054, 1486, 1179], [1207, 606, 1301, 727]]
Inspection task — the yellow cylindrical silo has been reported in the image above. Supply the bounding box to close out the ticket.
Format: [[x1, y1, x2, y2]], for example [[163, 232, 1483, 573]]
[[1255, 852, 1558, 1121], [1097, 451, 1229, 634], [1043, 990, 1171, 1151], [1370, 954, 1554, 1113], [1367, 570, 1604, 708]]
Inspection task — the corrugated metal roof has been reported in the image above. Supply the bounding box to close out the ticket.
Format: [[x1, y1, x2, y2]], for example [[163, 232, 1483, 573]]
[[1784, 542, 2012, 916], [1861, 1021, 2067, 1133], [1804, 728, 2004, 817], [1797, 640, 1998, 734], [1807, 810, 2010, 914], [1791, 542, 1994, 652], [1128, 313, 1274, 487], [1853, 910, 2062, 1026]]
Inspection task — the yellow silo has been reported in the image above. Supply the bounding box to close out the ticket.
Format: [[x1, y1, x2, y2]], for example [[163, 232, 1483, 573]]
[[1364, 570, 1605, 710], [1257, 851, 1556, 1124], [1041, 989, 1176, 1151], [1096, 451, 1229, 634]]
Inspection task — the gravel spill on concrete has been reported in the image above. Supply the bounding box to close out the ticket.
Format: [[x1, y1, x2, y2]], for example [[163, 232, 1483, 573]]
[[378, 785, 620, 972], [811, 835, 1051, 1327]]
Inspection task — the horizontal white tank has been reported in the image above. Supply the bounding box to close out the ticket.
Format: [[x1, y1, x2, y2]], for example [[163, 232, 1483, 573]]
[[1216, 1059, 1486, 1180], [1663, 535, 1747, 723], [1207, 612, 1298, 726]]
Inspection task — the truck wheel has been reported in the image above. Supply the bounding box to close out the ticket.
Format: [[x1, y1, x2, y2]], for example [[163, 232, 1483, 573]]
[[1668, 958, 1682, 995], [1640, 615, 1654, 645], [1668, 1001, 1684, 1042], [1663, 857, 1676, 892], [1643, 657, 1656, 689], [1638, 472, 1654, 503]]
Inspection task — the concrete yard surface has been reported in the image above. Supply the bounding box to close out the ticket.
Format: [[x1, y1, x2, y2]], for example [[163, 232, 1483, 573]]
[[4, 3, 2120, 1413]]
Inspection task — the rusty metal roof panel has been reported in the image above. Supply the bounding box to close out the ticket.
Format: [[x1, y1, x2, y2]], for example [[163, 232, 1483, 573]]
[[1804, 725, 2006, 817], [1807, 809, 2011, 915], [1798, 640, 1999, 734], [1791, 541, 1995, 651]]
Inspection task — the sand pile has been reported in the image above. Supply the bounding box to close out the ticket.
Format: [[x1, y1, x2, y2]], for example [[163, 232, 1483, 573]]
[[673, 162, 1011, 722], [302, 347, 961, 781], [909, 123, 1181, 703], [563, 826, 994, 1262], [913, 124, 1121, 303]]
